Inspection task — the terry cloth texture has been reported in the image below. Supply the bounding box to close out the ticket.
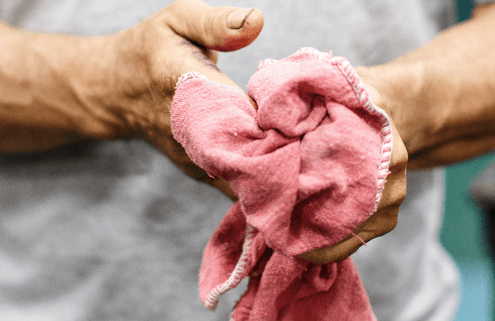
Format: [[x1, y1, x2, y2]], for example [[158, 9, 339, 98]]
[[171, 48, 392, 321]]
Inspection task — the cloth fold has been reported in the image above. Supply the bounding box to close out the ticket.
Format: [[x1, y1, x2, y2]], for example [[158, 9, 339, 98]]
[[171, 48, 392, 321]]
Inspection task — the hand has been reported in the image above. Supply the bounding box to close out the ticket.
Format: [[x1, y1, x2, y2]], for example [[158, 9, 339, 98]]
[[298, 75, 408, 264], [112, 0, 263, 200]]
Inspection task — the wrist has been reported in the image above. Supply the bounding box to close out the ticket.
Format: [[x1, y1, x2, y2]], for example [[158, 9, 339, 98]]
[[68, 32, 154, 140], [355, 61, 434, 156], [0, 29, 149, 141], [103, 25, 178, 142], [0, 26, 162, 153]]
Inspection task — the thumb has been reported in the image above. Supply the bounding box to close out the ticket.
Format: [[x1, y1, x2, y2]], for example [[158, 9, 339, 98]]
[[165, 0, 264, 51]]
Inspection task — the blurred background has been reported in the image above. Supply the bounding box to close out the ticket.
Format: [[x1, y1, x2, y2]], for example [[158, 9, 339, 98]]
[[441, 4, 495, 319], [442, 150, 495, 320]]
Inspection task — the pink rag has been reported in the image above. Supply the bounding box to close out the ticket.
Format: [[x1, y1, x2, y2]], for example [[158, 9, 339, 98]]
[[171, 48, 392, 321]]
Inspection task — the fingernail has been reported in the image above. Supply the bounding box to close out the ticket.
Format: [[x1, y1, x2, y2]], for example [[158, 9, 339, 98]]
[[227, 8, 255, 29]]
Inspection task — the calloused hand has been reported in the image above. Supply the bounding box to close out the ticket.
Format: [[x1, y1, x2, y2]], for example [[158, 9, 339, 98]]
[[298, 78, 408, 264], [113, 0, 263, 200]]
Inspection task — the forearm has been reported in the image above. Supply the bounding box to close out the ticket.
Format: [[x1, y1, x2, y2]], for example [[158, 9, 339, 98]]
[[357, 4, 495, 168], [0, 22, 148, 153]]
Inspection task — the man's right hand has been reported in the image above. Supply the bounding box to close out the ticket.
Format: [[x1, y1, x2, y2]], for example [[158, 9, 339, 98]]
[[0, 0, 264, 200], [114, 0, 264, 199]]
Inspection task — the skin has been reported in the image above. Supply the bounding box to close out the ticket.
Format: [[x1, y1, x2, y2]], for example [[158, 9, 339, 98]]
[[1, 0, 495, 264], [300, 3, 495, 263], [0, 0, 264, 200], [298, 89, 407, 264]]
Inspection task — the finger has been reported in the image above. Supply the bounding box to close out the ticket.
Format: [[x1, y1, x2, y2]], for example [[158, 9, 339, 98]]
[[298, 122, 408, 264], [165, 0, 264, 52], [169, 38, 258, 108], [298, 233, 365, 264], [298, 204, 401, 264], [299, 170, 405, 264], [205, 49, 218, 64], [299, 173, 405, 264]]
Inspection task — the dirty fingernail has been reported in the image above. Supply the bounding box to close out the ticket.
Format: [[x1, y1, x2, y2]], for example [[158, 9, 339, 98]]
[[227, 8, 255, 29]]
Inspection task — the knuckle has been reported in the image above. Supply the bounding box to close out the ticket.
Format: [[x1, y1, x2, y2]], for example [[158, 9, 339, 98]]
[[385, 213, 398, 232], [166, 0, 184, 14], [203, 12, 225, 46], [299, 249, 328, 264], [393, 188, 407, 207]]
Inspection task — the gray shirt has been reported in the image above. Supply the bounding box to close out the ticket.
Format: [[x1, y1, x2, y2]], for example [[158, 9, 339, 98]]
[[0, 1, 468, 320]]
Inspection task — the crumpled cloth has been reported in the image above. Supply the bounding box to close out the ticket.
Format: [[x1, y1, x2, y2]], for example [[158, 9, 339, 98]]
[[171, 48, 392, 321]]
